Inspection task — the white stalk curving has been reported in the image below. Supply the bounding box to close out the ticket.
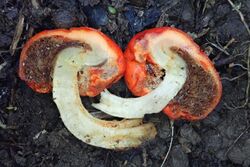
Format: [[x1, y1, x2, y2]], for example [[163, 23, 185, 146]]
[[53, 47, 157, 149]]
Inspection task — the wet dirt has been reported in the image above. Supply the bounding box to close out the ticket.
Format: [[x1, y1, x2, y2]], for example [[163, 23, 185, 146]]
[[0, 0, 250, 166]]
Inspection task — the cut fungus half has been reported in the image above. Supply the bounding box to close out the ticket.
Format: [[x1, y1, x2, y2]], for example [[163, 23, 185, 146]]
[[93, 27, 222, 121], [19, 27, 125, 97], [19, 27, 156, 149]]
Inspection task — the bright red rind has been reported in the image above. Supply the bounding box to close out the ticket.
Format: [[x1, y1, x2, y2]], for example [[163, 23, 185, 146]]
[[19, 27, 125, 97]]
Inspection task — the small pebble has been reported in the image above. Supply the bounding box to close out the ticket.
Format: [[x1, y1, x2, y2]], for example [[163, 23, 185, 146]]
[[180, 125, 200, 143], [203, 130, 222, 153], [52, 10, 76, 28], [168, 145, 189, 167], [84, 5, 108, 27], [14, 154, 26, 166], [0, 87, 10, 106], [0, 34, 12, 48], [124, 6, 160, 34]]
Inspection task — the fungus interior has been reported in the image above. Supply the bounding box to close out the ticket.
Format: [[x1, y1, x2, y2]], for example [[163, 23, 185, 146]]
[[144, 47, 217, 117], [145, 62, 165, 90], [23, 36, 90, 85], [125, 27, 222, 120], [20, 30, 122, 96]]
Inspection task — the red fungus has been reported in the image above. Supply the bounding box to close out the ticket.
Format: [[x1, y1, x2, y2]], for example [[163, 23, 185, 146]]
[[19, 27, 125, 97], [124, 27, 222, 121]]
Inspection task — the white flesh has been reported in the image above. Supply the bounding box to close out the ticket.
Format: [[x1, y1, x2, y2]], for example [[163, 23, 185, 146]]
[[53, 47, 157, 149], [92, 34, 188, 119]]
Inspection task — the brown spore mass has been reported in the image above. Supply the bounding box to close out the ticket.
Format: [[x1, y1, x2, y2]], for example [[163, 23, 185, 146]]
[[169, 47, 217, 117], [145, 62, 165, 90], [23, 36, 91, 84]]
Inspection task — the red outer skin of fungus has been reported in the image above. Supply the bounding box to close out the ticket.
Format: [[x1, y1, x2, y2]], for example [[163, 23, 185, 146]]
[[124, 27, 222, 121], [19, 27, 125, 97]]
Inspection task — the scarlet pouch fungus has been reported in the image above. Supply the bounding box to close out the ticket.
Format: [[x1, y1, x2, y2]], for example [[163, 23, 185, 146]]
[[93, 27, 222, 121], [19, 27, 125, 97], [19, 27, 157, 149]]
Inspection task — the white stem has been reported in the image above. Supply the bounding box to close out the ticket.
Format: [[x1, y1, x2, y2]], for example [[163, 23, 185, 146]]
[[92, 50, 187, 118], [53, 47, 157, 149]]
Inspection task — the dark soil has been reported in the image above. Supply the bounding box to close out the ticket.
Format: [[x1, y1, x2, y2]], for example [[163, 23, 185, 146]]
[[0, 0, 250, 167]]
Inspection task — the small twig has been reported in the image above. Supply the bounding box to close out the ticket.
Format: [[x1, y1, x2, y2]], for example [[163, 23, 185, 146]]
[[160, 120, 174, 167], [142, 148, 147, 167], [196, 28, 210, 39], [224, 102, 241, 110], [221, 72, 247, 81], [104, 151, 110, 167], [207, 40, 230, 56], [7, 77, 17, 110], [227, 0, 250, 36], [223, 38, 236, 50], [0, 120, 17, 129], [241, 41, 250, 46], [9, 13, 25, 56], [0, 120, 7, 129], [27, 26, 35, 39], [229, 63, 248, 70], [243, 45, 250, 106], [0, 47, 22, 56], [225, 125, 250, 156], [0, 50, 10, 54], [31, 0, 40, 9], [236, 45, 250, 108], [224, 46, 250, 109], [212, 38, 235, 61], [156, 12, 169, 27], [0, 61, 7, 71], [202, 0, 209, 14], [215, 49, 248, 67], [215, 35, 224, 49], [33, 129, 47, 140], [156, 1, 180, 27], [190, 28, 210, 40]]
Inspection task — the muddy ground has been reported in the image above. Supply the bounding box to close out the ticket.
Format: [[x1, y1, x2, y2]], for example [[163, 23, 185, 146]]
[[0, 0, 250, 166]]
